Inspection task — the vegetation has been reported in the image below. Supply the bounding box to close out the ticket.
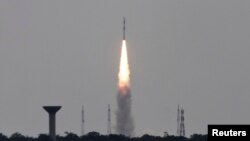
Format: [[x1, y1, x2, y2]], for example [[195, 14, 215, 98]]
[[0, 132, 207, 141]]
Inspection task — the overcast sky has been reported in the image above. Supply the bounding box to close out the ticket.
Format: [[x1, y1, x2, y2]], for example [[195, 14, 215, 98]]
[[0, 0, 250, 137]]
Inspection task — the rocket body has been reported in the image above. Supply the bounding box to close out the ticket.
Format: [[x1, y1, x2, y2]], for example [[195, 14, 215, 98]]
[[123, 17, 126, 40]]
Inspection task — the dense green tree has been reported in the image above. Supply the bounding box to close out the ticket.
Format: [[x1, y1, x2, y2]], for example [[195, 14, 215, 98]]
[[0, 133, 8, 141], [0, 132, 207, 141], [38, 134, 53, 141], [189, 134, 207, 141], [9, 133, 26, 141]]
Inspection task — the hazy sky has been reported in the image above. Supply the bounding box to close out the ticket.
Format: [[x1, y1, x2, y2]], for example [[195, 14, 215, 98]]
[[0, 0, 250, 137]]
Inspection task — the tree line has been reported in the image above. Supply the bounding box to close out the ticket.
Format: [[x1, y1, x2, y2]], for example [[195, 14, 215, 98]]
[[0, 132, 207, 141]]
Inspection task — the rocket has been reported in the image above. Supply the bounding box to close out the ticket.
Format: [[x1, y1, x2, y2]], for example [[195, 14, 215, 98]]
[[123, 17, 126, 40]]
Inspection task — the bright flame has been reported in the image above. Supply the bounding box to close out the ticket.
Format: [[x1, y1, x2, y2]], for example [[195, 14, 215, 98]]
[[118, 40, 130, 88]]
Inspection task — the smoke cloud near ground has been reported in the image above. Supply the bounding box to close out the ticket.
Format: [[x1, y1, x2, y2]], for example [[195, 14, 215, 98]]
[[116, 88, 135, 137]]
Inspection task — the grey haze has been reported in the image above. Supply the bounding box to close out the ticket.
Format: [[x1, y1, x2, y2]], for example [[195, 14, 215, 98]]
[[0, 0, 250, 137]]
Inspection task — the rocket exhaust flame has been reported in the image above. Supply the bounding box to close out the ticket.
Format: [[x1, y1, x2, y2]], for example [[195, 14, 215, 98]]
[[118, 40, 130, 90], [116, 38, 135, 136]]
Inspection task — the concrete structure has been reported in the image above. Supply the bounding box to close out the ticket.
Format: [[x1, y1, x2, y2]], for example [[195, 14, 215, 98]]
[[43, 106, 61, 141]]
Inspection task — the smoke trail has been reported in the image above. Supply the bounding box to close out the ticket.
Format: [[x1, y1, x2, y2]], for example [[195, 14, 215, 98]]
[[116, 88, 134, 136], [116, 40, 135, 136]]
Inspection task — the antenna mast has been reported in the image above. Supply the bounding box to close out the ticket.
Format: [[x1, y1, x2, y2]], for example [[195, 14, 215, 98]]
[[177, 105, 180, 136], [81, 105, 85, 136], [180, 108, 185, 137], [107, 104, 112, 134]]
